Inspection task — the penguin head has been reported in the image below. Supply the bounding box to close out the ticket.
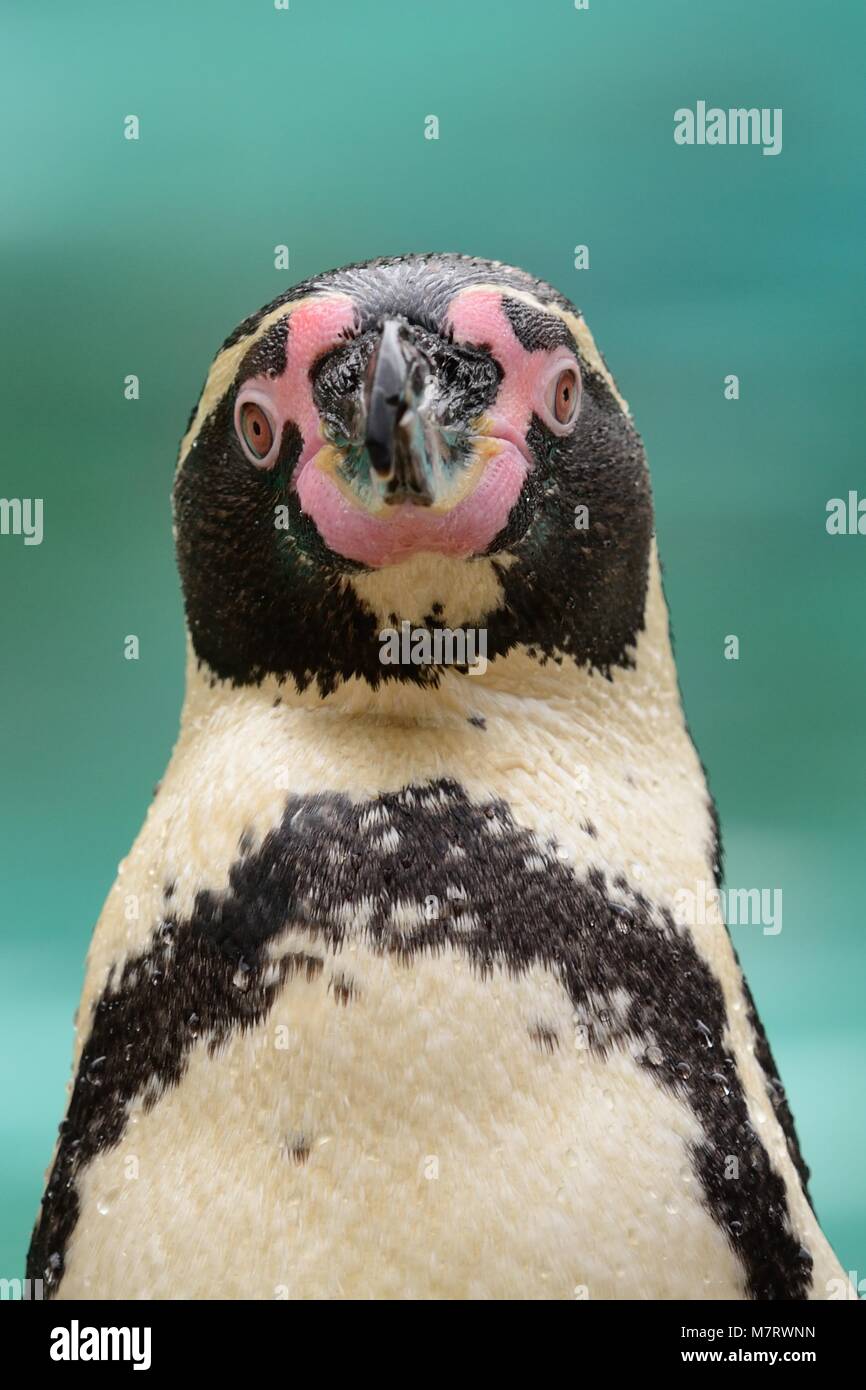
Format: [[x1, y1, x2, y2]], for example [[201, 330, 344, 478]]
[[174, 253, 653, 693]]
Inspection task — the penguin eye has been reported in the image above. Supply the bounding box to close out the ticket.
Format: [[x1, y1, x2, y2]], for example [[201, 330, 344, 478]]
[[552, 368, 580, 425], [236, 398, 276, 464], [539, 359, 582, 435]]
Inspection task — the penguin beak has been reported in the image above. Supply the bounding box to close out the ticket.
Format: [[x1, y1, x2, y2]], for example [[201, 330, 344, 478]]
[[363, 319, 436, 506]]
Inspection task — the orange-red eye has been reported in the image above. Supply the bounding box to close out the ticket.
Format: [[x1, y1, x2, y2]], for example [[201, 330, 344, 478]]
[[553, 368, 579, 425], [239, 401, 274, 460]]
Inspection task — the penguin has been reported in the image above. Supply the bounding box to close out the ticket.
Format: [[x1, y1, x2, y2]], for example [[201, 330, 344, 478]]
[[28, 253, 850, 1300]]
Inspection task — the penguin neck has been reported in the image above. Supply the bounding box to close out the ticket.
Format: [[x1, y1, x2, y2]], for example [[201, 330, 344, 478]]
[[180, 541, 685, 750]]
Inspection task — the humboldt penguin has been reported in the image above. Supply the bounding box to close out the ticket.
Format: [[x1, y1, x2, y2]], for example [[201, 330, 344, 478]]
[[28, 253, 849, 1300]]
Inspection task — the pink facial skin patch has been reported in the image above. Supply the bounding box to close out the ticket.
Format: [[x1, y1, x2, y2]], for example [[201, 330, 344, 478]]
[[295, 435, 528, 567], [267, 295, 358, 464], [241, 289, 580, 569]]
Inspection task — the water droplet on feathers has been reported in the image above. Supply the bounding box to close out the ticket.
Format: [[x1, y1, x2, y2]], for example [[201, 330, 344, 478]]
[[87, 1056, 106, 1085], [696, 1020, 713, 1047]]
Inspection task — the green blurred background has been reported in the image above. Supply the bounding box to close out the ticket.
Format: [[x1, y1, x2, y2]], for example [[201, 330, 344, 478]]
[[1, 0, 863, 1288]]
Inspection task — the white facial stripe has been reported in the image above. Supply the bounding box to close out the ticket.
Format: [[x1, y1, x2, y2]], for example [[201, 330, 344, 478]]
[[454, 282, 630, 416]]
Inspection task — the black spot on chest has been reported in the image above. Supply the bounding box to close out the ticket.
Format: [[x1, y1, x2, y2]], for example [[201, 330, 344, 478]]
[[29, 781, 811, 1300]]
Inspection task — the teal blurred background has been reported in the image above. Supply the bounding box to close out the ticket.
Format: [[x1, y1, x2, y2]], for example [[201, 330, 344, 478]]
[[1, 0, 863, 1288]]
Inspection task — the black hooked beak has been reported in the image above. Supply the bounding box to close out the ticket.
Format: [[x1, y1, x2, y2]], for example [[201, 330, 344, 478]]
[[363, 319, 435, 506]]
